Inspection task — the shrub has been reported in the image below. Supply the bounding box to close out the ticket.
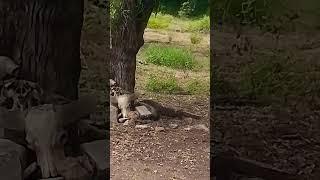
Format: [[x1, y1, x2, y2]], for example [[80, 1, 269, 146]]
[[147, 13, 174, 29], [190, 33, 202, 44], [187, 16, 210, 32]]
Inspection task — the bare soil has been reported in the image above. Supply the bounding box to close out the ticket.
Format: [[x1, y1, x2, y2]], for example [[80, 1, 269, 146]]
[[110, 95, 210, 180], [212, 27, 320, 179]]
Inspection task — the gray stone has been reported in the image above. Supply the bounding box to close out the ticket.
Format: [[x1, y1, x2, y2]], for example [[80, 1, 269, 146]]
[[135, 124, 150, 129], [135, 105, 152, 119], [0, 138, 27, 180], [169, 123, 178, 129], [123, 120, 130, 126], [194, 124, 209, 132], [184, 124, 209, 132], [183, 126, 192, 131], [81, 140, 108, 179], [155, 126, 165, 132]]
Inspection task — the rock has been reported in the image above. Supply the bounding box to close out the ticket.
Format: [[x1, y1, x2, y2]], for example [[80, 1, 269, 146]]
[[123, 120, 130, 126], [155, 127, 165, 132], [56, 156, 93, 180], [194, 124, 209, 132], [184, 124, 209, 132], [135, 124, 150, 129], [185, 117, 193, 124], [0, 139, 27, 180], [183, 127, 192, 131], [169, 123, 178, 129], [135, 105, 153, 119], [80, 140, 108, 180]]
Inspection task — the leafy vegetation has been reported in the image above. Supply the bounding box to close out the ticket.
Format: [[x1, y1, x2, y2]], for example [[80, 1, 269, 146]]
[[147, 13, 174, 29], [147, 13, 209, 33], [146, 74, 182, 93], [239, 53, 320, 103], [185, 79, 209, 95], [187, 16, 210, 32], [143, 44, 196, 70], [190, 33, 202, 44], [145, 73, 209, 95], [159, 0, 209, 17]]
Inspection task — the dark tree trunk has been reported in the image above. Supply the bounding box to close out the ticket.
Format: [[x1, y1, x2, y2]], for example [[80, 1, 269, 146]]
[[0, 0, 84, 100], [111, 0, 156, 92]]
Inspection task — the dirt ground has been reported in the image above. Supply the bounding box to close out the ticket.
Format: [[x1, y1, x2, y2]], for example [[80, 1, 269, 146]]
[[110, 95, 210, 180], [110, 30, 210, 180], [212, 27, 320, 179]]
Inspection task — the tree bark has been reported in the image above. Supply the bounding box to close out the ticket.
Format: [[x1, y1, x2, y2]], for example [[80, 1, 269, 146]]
[[0, 0, 84, 100], [111, 0, 156, 92]]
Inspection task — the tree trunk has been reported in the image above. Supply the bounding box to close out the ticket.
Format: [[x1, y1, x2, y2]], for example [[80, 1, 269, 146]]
[[0, 0, 84, 100], [111, 0, 156, 92]]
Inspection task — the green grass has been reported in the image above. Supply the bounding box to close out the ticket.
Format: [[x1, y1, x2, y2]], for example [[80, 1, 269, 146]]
[[239, 53, 320, 103], [146, 74, 182, 93], [147, 13, 174, 29], [185, 79, 209, 95], [147, 13, 210, 33], [190, 33, 203, 44], [143, 44, 196, 70], [187, 16, 210, 33]]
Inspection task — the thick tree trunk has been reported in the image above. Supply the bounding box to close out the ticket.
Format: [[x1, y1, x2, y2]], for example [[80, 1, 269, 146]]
[[0, 0, 84, 100], [111, 0, 156, 92]]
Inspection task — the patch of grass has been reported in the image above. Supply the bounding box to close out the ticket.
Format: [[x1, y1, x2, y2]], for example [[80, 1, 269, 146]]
[[146, 74, 182, 94], [186, 79, 209, 95], [187, 16, 210, 33], [190, 33, 202, 44], [147, 13, 174, 29], [143, 44, 196, 70], [239, 54, 320, 103]]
